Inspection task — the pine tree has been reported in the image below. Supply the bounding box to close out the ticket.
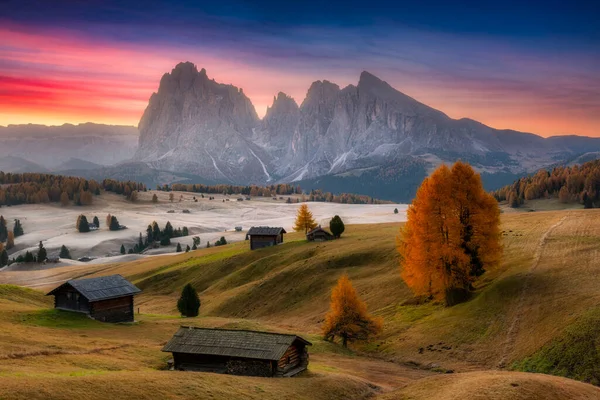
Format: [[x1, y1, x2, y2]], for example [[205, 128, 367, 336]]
[[176, 243, 182, 252], [120, 244, 126, 254], [0, 248, 7, 267], [152, 193, 158, 203], [152, 221, 161, 241], [109, 216, 120, 231], [397, 162, 501, 306], [93, 216, 100, 228], [177, 283, 201, 317], [322, 274, 382, 347], [192, 243, 197, 250], [206, 241, 210, 248], [59, 245, 71, 259], [164, 221, 174, 238], [394, 208, 399, 214], [293, 204, 317, 234], [13, 219, 24, 237], [186, 244, 191, 252], [182, 227, 189, 236], [24, 251, 34, 263], [329, 215, 345, 238], [37, 241, 47, 262], [77, 215, 90, 233], [0, 216, 7, 242], [138, 232, 144, 251]]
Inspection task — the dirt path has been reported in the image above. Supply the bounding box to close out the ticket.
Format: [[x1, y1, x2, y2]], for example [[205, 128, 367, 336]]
[[497, 215, 568, 369]]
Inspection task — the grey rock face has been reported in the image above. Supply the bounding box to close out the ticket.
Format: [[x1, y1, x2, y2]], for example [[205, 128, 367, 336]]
[[135, 62, 600, 185]]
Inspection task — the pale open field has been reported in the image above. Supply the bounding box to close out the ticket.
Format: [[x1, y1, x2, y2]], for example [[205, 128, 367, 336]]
[[0, 190, 405, 269]]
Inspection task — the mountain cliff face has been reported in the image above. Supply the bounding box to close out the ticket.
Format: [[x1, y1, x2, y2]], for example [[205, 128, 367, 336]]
[[135, 62, 600, 194]]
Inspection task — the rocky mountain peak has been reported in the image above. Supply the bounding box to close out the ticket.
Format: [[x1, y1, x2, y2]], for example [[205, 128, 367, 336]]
[[265, 92, 299, 118]]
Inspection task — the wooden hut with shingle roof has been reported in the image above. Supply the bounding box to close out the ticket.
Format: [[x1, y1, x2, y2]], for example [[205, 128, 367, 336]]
[[245, 226, 286, 250], [162, 327, 311, 377], [46, 274, 141, 323]]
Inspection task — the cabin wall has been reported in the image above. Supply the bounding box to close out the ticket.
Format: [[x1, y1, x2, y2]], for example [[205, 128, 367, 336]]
[[90, 295, 134, 323], [250, 235, 277, 250], [173, 353, 273, 377], [276, 344, 308, 376], [53, 287, 90, 313]]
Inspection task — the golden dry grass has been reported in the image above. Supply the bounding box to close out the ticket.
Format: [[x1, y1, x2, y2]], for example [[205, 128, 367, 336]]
[[1, 208, 600, 399]]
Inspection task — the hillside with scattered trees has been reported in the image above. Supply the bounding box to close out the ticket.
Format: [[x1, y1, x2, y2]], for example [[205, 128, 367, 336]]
[[493, 160, 600, 208]]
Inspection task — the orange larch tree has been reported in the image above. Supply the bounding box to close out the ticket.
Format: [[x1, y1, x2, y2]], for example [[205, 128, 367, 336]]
[[397, 161, 501, 306], [293, 204, 317, 234], [322, 274, 382, 347]]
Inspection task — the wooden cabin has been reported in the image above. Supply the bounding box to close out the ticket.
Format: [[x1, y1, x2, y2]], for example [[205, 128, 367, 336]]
[[162, 327, 311, 377], [246, 227, 286, 250], [306, 226, 334, 241], [46, 274, 141, 323]]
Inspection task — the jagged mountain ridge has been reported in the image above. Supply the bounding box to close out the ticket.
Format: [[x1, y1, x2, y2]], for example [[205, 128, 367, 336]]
[[135, 62, 600, 189]]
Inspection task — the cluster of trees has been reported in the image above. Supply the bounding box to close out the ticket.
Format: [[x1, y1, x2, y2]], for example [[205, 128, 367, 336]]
[[162, 183, 300, 196], [12, 241, 47, 264], [493, 160, 600, 208], [303, 189, 390, 205], [121, 221, 191, 254], [105, 214, 122, 231], [293, 205, 346, 238], [398, 162, 502, 306], [0, 172, 146, 207]]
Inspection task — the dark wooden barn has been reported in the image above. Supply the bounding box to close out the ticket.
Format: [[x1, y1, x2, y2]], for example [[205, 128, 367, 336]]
[[46, 274, 141, 323], [246, 226, 286, 250], [162, 327, 311, 377], [306, 226, 334, 241]]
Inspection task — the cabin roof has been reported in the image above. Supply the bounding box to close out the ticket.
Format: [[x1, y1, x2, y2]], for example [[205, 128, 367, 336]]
[[46, 274, 141, 302], [162, 327, 311, 361], [246, 226, 287, 236], [307, 226, 333, 236]]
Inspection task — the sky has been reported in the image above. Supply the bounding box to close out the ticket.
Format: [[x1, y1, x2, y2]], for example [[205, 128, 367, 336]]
[[0, 0, 599, 137]]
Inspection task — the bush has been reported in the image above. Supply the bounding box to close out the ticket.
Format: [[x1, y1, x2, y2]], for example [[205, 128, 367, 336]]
[[215, 236, 227, 246], [329, 215, 345, 238], [177, 283, 201, 317]]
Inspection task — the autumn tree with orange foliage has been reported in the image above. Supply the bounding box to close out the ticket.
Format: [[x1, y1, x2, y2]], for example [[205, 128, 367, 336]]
[[397, 161, 501, 306], [293, 204, 317, 234], [322, 274, 382, 347]]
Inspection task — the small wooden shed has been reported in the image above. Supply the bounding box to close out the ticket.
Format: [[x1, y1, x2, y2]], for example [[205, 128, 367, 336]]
[[306, 226, 334, 241], [246, 227, 286, 250], [46, 274, 141, 323], [162, 327, 311, 377]]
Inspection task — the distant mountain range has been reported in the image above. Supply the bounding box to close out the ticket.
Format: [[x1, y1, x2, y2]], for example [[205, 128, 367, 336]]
[[2, 62, 599, 202]]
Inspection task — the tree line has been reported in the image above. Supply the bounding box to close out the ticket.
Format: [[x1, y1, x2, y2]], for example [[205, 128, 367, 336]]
[[0, 172, 146, 206], [493, 159, 600, 208]]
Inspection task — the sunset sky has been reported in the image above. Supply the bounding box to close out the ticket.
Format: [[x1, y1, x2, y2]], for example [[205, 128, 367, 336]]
[[1, 0, 598, 137]]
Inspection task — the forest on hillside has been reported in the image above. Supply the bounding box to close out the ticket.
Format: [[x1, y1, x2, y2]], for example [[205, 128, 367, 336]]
[[0, 172, 146, 206], [493, 160, 600, 208]]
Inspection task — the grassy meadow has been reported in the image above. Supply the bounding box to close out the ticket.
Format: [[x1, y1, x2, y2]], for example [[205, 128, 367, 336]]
[[1, 208, 600, 399]]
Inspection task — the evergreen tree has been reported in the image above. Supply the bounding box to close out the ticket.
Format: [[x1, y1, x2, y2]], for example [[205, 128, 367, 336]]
[[182, 227, 189, 236], [109, 216, 120, 231], [93, 216, 100, 228], [138, 232, 144, 251], [152, 194, 158, 203], [0, 216, 7, 242], [59, 245, 71, 259], [160, 236, 171, 246], [394, 208, 399, 214], [37, 241, 47, 262], [206, 241, 210, 248], [192, 243, 197, 250], [13, 219, 24, 237], [329, 215, 345, 238], [193, 237, 200, 246], [177, 283, 201, 317], [77, 215, 90, 233], [120, 244, 126, 255], [24, 251, 34, 263], [0, 248, 7, 267], [164, 221, 174, 238], [146, 224, 154, 243], [185, 244, 190, 252], [176, 243, 182, 252], [152, 221, 161, 240]]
